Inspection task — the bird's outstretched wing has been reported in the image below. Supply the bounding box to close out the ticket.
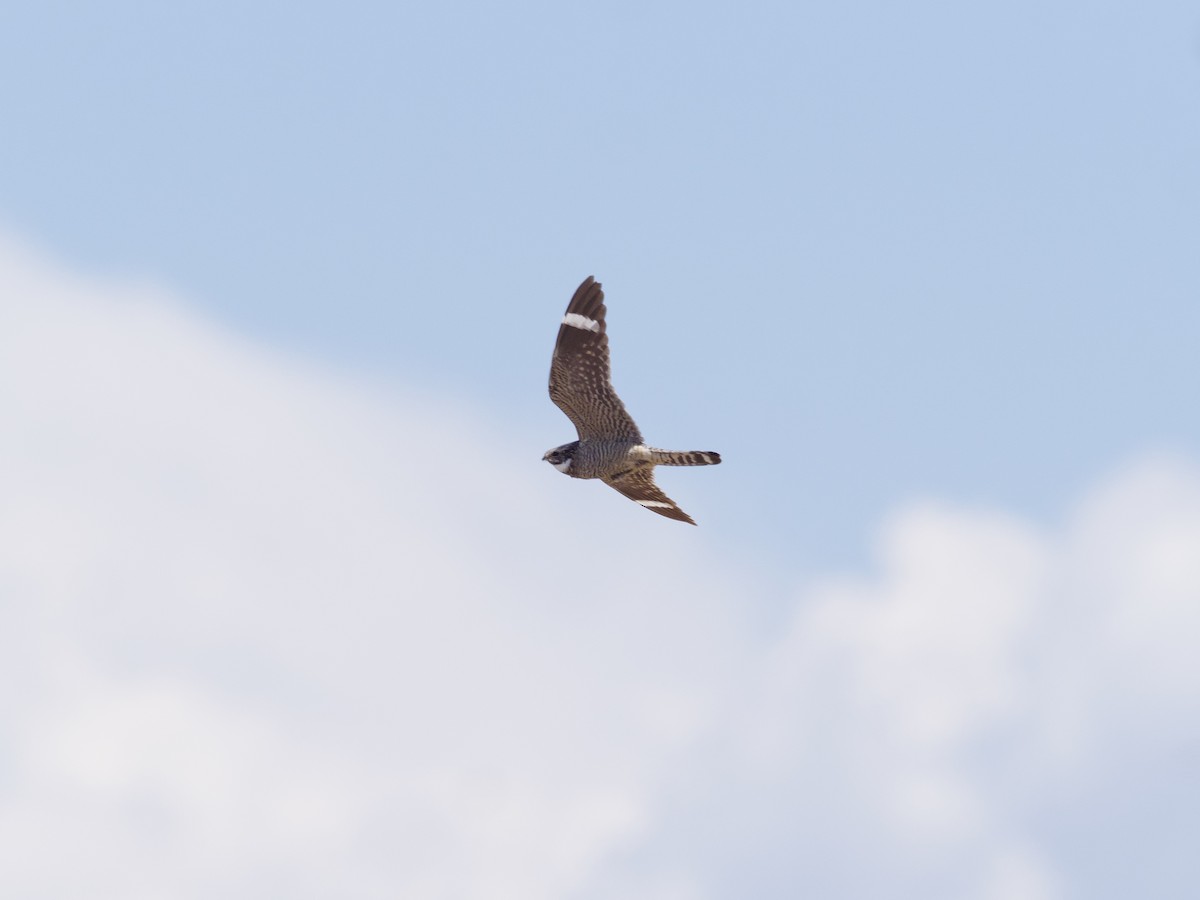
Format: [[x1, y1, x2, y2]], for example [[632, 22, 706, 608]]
[[549, 276, 643, 442], [603, 467, 696, 525]]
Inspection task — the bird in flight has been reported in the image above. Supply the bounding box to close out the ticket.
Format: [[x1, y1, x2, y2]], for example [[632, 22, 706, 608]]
[[544, 276, 721, 525]]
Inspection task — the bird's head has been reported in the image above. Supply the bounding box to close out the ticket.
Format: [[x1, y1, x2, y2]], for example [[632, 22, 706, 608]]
[[543, 441, 578, 474]]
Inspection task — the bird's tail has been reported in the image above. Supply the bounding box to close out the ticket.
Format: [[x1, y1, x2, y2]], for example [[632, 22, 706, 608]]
[[650, 449, 722, 467]]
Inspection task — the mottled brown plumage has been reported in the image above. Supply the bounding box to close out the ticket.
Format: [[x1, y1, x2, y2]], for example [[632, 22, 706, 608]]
[[544, 276, 721, 525], [548, 277, 642, 443]]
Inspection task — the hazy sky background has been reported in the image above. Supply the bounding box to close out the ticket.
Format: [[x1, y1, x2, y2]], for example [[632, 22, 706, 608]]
[[2, 2, 1199, 898]]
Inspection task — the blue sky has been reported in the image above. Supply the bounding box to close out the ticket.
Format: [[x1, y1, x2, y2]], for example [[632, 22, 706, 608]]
[[4, 0, 1198, 569], [2, 2, 1199, 897]]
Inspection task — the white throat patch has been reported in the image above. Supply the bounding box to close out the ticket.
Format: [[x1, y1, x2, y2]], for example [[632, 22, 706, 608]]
[[552, 459, 572, 473], [562, 313, 600, 332]]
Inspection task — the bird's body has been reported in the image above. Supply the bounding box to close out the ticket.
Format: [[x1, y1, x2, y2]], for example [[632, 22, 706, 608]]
[[545, 439, 648, 479], [544, 276, 721, 525]]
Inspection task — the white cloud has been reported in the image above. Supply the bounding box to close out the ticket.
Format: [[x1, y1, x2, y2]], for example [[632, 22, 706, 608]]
[[0, 231, 739, 900], [0, 230, 1197, 898], [713, 461, 1200, 898]]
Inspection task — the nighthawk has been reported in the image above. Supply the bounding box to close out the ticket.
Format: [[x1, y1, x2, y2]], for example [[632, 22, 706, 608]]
[[544, 276, 721, 525]]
